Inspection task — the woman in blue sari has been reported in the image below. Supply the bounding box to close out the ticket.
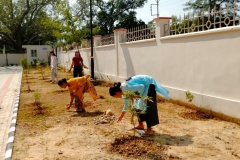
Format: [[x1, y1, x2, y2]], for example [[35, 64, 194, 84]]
[[109, 75, 170, 136]]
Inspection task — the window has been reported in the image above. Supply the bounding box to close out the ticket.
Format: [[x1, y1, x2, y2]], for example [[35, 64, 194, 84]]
[[31, 50, 37, 57]]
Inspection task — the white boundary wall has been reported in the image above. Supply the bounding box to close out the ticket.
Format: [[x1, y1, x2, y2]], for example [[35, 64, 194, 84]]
[[57, 18, 240, 119], [0, 45, 52, 66], [0, 54, 26, 66]]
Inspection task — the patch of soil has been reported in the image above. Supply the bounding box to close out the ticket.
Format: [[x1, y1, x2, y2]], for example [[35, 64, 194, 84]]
[[12, 68, 240, 160], [105, 136, 179, 160], [21, 89, 35, 93], [31, 102, 47, 116], [52, 89, 69, 93], [179, 110, 216, 120]]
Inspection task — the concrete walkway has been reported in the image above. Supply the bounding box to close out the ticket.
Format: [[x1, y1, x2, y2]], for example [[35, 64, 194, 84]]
[[0, 66, 22, 160]]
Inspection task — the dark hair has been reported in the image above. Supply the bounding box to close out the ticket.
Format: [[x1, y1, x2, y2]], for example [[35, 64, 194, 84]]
[[109, 82, 122, 96], [58, 78, 67, 86], [50, 51, 56, 56], [75, 51, 81, 57]]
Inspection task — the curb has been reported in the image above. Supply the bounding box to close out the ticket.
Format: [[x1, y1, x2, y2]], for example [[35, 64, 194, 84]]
[[4, 67, 22, 160]]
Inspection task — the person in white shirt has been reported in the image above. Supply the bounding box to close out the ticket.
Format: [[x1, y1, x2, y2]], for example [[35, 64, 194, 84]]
[[50, 51, 58, 84]]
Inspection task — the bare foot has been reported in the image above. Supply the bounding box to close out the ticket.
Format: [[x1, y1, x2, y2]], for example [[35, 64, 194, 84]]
[[142, 129, 155, 137], [130, 126, 144, 130], [66, 104, 71, 110]]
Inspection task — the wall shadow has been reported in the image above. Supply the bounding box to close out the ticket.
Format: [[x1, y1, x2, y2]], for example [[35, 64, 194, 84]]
[[121, 47, 135, 77], [70, 110, 104, 117], [121, 41, 158, 77], [149, 133, 194, 146]]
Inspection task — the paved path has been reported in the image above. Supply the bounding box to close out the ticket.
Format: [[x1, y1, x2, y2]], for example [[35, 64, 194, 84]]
[[0, 66, 22, 160]]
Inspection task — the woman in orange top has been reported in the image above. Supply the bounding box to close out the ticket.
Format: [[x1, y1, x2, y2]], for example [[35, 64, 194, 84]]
[[58, 75, 99, 112]]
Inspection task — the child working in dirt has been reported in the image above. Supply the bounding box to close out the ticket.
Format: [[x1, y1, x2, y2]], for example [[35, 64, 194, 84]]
[[58, 75, 100, 112], [109, 75, 170, 136]]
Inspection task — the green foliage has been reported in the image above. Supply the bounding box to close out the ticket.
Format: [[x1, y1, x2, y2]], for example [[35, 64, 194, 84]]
[[95, 0, 148, 35], [23, 69, 29, 76], [48, 0, 93, 46], [20, 58, 29, 69], [0, 0, 60, 52], [185, 91, 195, 102], [33, 92, 41, 104], [183, 0, 240, 13], [169, 0, 240, 35]]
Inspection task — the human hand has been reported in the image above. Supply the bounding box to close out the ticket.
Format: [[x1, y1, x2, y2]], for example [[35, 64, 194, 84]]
[[66, 104, 71, 110]]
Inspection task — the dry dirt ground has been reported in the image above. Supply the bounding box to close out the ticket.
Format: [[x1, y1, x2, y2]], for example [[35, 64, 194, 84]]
[[12, 67, 240, 160]]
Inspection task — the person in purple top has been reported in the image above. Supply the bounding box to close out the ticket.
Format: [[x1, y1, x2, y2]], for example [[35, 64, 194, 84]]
[[109, 75, 170, 136]]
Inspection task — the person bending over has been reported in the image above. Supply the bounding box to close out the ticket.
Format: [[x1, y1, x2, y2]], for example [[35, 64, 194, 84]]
[[109, 75, 170, 136], [58, 75, 99, 112]]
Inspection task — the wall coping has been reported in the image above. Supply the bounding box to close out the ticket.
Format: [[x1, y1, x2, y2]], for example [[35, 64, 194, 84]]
[[113, 28, 127, 32], [154, 17, 172, 20], [95, 44, 115, 49], [93, 35, 102, 38], [120, 38, 156, 45], [160, 25, 240, 40], [80, 48, 91, 51]]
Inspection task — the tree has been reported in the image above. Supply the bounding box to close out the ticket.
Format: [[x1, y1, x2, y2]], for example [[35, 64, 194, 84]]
[[183, 0, 240, 27], [45, 0, 100, 48], [115, 11, 146, 29], [0, 0, 60, 52], [95, 0, 148, 35], [168, 0, 240, 35], [184, 0, 240, 13]]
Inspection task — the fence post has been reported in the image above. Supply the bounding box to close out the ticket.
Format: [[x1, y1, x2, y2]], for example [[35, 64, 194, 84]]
[[93, 35, 102, 47], [154, 17, 172, 38]]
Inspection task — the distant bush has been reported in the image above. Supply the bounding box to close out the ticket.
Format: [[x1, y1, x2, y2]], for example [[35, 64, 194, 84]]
[[20, 57, 29, 69]]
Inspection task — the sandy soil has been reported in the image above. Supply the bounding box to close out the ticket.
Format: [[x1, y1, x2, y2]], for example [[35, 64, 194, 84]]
[[12, 68, 240, 160]]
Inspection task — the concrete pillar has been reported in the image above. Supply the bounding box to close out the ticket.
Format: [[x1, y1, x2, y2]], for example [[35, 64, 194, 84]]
[[113, 28, 127, 76], [93, 35, 102, 47], [154, 17, 172, 38], [113, 28, 127, 43]]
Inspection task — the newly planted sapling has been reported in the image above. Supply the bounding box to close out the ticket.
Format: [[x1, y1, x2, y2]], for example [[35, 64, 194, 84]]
[[123, 91, 152, 138], [23, 69, 31, 91], [33, 92, 41, 108]]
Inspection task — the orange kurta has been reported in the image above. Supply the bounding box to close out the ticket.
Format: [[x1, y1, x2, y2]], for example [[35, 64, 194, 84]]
[[67, 75, 99, 102]]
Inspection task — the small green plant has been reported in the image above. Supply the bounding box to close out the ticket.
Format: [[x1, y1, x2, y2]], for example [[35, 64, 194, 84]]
[[185, 90, 198, 106], [185, 91, 194, 102], [23, 69, 30, 91], [33, 92, 41, 105], [23, 69, 29, 75], [20, 57, 29, 69]]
